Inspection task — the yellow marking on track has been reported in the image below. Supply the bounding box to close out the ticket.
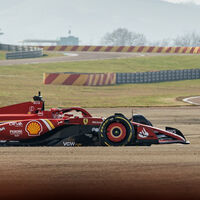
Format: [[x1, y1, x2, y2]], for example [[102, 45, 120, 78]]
[[185, 47, 192, 54], [99, 46, 107, 51], [151, 47, 159, 53], [88, 74, 94, 86], [93, 74, 100, 85], [170, 47, 177, 53], [54, 46, 62, 51], [97, 74, 103, 86], [64, 46, 73, 51], [142, 46, 150, 53], [161, 47, 168, 53], [177, 47, 183, 53], [111, 73, 116, 85], [132, 46, 139, 52], [105, 74, 110, 85], [52, 74, 70, 85], [73, 75, 88, 85], [43, 46, 49, 51], [194, 47, 199, 54], [76, 46, 84, 51], [110, 46, 118, 52], [121, 46, 130, 52], [88, 46, 97, 51]]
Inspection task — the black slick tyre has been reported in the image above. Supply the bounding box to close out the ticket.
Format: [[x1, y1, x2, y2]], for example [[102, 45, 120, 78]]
[[99, 113, 135, 146]]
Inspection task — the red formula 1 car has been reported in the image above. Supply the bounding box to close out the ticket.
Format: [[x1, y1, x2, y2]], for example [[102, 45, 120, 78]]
[[0, 92, 189, 146]]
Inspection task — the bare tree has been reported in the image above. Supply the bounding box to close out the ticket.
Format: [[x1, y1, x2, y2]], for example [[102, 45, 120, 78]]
[[101, 28, 147, 46], [173, 32, 200, 47], [149, 38, 172, 47], [0, 28, 3, 36]]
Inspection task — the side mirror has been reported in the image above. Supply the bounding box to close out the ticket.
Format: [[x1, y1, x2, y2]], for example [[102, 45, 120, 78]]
[[33, 91, 42, 101], [33, 91, 45, 111]]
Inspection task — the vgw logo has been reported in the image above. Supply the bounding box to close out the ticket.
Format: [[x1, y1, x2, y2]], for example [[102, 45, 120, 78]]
[[63, 141, 76, 147]]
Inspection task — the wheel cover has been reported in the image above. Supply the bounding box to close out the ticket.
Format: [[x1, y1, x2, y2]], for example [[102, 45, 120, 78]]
[[106, 122, 126, 142]]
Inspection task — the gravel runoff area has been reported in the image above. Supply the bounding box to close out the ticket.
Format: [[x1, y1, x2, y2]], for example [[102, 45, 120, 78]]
[[0, 106, 199, 200], [0, 51, 189, 66]]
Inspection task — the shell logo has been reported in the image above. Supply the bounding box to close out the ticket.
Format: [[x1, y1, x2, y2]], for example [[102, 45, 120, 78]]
[[25, 121, 43, 136]]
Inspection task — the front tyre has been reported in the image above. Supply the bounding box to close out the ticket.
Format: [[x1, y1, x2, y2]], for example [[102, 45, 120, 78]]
[[99, 114, 135, 146]]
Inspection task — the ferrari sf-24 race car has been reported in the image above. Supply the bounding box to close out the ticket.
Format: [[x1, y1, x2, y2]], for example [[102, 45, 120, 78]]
[[0, 92, 189, 146]]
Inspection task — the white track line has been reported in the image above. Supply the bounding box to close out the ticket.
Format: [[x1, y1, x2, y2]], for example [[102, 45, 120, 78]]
[[63, 52, 78, 56], [183, 96, 200, 105]]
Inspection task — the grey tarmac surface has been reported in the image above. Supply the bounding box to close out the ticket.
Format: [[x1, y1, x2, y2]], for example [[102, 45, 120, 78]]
[[0, 51, 189, 66]]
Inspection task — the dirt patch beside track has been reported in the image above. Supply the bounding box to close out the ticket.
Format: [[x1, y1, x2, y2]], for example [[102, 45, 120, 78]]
[[0, 106, 200, 200]]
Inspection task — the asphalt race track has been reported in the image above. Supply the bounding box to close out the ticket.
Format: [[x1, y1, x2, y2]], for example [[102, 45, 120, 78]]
[[0, 51, 186, 66]]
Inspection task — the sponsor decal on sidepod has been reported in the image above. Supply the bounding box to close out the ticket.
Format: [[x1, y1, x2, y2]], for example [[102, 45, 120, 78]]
[[10, 130, 22, 137], [138, 128, 149, 138], [0, 127, 5, 132]]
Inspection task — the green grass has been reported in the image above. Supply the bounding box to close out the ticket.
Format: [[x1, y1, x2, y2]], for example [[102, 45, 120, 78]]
[[0, 54, 200, 108], [4, 54, 200, 74], [0, 51, 7, 60]]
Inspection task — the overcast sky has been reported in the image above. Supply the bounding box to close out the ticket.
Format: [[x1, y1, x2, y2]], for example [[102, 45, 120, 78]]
[[0, 0, 200, 45]]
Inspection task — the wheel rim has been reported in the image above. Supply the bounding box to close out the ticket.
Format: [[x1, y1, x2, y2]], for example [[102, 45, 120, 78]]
[[106, 122, 126, 142]]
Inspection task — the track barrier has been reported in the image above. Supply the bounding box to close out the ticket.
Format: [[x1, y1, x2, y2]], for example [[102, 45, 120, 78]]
[[43, 73, 116, 86], [40, 45, 200, 54], [43, 69, 200, 86], [6, 50, 43, 59], [116, 69, 200, 84], [0, 44, 43, 59]]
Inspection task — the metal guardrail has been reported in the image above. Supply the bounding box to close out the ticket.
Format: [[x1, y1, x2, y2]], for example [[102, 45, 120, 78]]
[[116, 69, 200, 84], [0, 43, 40, 51], [0, 43, 43, 59], [6, 50, 43, 59]]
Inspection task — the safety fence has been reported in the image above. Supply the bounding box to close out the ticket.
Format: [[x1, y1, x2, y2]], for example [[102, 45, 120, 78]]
[[43, 69, 200, 86], [43, 72, 116, 86], [40, 45, 200, 54], [0, 43, 38, 51], [6, 49, 43, 59], [0, 43, 43, 59], [116, 69, 200, 84]]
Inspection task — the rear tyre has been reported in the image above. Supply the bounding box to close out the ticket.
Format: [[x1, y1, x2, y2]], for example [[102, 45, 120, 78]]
[[99, 113, 135, 146]]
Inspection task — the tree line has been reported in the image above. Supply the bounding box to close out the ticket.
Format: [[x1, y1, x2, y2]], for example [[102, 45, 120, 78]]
[[101, 28, 200, 47]]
